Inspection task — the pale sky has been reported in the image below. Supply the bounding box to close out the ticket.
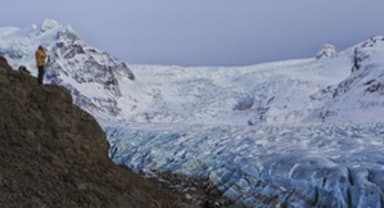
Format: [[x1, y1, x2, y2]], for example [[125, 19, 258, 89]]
[[2, 0, 384, 66]]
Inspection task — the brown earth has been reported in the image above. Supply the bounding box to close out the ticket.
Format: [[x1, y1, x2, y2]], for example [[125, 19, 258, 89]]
[[0, 57, 194, 208]]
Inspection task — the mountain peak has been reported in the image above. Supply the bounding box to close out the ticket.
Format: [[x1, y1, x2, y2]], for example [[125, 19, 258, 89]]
[[316, 43, 337, 59]]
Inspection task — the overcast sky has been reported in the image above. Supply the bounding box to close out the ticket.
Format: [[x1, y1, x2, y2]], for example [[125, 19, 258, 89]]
[[2, 0, 384, 66]]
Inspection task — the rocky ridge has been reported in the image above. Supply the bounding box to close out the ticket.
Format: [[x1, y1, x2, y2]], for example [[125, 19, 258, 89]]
[[0, 57, 191, 208]]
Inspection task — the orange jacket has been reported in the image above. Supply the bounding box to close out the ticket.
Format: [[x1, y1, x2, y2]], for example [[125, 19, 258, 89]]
[[35, 48, 47, 67]]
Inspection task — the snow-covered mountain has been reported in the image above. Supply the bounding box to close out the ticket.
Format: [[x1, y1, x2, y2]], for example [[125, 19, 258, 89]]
[[0, 19, 135, 120], [2, 20, 384, 207], [321, 36, 384, 123]]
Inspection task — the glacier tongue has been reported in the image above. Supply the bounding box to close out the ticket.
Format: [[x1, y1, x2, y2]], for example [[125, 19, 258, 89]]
[[106, 123, 384, 207]]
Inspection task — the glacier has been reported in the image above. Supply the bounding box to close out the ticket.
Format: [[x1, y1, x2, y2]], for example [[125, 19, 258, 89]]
[[2, 20, 384, 207], [106, 123, 384, 207]]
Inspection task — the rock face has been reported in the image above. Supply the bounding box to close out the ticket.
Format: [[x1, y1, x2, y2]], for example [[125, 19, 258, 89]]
[[0, 57, 191, 208]]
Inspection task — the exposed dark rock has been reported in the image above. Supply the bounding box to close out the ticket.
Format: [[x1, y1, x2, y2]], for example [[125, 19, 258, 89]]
[[18, 65, 30, 74], [233, 95, 254, 111], [154, 173, 247, 208]]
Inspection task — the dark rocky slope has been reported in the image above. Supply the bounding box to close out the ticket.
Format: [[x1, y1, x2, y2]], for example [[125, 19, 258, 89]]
[[0, 57, 192, 208]]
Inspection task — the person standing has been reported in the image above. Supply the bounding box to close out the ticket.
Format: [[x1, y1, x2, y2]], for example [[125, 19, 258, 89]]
[[35, 46, 47, 85]]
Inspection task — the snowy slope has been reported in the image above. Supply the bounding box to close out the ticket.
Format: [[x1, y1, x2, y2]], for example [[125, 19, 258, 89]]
[[2, 20, 384, 207], [124, 56, 351, 125]]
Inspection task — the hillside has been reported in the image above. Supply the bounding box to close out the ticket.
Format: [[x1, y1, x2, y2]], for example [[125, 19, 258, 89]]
[[0, 57, 192, 208]]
